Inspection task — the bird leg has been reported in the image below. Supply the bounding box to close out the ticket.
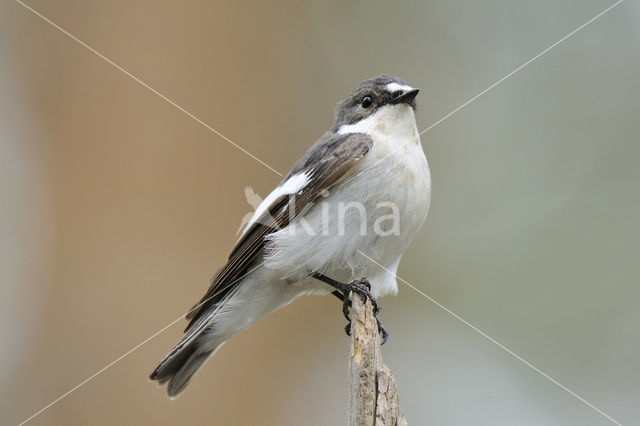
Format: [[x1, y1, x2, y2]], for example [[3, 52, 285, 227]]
[[331, 290, 352, 323], [312, 272, 389, 344]]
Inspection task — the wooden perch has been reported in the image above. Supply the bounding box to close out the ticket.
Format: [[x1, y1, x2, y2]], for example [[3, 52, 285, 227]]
[[348, 293, 407, 426]]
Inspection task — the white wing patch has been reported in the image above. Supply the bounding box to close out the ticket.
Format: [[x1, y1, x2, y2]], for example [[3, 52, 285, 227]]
[[385, 82, 414, 93], [241, 171, 311, 236]]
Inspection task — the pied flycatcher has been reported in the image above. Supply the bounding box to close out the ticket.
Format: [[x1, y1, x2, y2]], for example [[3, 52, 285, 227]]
[[150, 75, 431, 397]]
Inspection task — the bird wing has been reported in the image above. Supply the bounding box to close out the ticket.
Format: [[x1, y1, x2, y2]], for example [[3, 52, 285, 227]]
[[184, 132, 373, 330]]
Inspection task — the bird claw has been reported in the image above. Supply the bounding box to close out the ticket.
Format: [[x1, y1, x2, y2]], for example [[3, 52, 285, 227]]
[[376, 317, 389, 344], [313, 273, 389, 344], [358, 278, 372, 291], [341, 279, 388, 344]]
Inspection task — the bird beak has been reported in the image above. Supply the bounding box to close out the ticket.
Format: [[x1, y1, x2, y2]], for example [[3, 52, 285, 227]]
[[390, 88, 419, 105]]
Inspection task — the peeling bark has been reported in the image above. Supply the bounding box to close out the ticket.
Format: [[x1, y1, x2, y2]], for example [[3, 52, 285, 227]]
[[348, 293, 406, 426]]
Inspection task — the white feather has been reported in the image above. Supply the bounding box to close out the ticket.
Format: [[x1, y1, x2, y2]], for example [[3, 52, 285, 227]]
[[241, 171, 310, 236], [265, 104, 431, 297], [385, 82, 414, 94]]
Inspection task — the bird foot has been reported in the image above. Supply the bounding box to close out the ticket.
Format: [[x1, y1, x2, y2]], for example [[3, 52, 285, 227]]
[[321, 274, 388, 344]]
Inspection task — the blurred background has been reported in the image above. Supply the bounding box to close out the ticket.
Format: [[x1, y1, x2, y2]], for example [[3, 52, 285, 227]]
[[1, 0, 639, 424]]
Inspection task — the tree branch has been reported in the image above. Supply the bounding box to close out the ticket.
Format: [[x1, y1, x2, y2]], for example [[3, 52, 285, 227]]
[[348, 292, 407, 426]]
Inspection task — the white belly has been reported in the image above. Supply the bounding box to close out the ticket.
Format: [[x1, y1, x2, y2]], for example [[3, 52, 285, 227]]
[[264, 104, 431, 297]]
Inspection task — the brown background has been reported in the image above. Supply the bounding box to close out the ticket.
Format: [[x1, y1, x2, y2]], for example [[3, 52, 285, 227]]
[[1, 0, 640, 425]]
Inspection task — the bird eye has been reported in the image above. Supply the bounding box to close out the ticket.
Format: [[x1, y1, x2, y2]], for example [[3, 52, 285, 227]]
[[361, 96, 373, 108]]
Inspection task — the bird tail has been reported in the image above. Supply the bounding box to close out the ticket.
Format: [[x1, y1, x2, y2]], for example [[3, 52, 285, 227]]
[[149, 305, 226, 397], [150, 268, 298, 397], [149, 331, 225, 398]]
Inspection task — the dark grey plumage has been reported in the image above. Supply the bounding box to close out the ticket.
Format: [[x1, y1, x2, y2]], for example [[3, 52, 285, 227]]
[[333, 75, 416, 130]]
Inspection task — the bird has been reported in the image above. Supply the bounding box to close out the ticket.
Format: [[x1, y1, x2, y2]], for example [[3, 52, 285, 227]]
[[150, 75, 431, 397]]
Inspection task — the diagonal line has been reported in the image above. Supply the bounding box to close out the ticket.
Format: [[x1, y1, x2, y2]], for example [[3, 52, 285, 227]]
[[416, 0, 624, 136], [345, 0, 624, 185], [15, 260, 266, 426], [16, 318, 183, 426], [15, 0, 283, 177], [13, 0, 625, 425], [357, 250, 623, 426]]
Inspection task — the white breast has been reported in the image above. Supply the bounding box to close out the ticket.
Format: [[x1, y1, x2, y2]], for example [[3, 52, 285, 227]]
[[264, 104, 431, 297], [338, 104, 431, 226], [342, 105, 432, 291]]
